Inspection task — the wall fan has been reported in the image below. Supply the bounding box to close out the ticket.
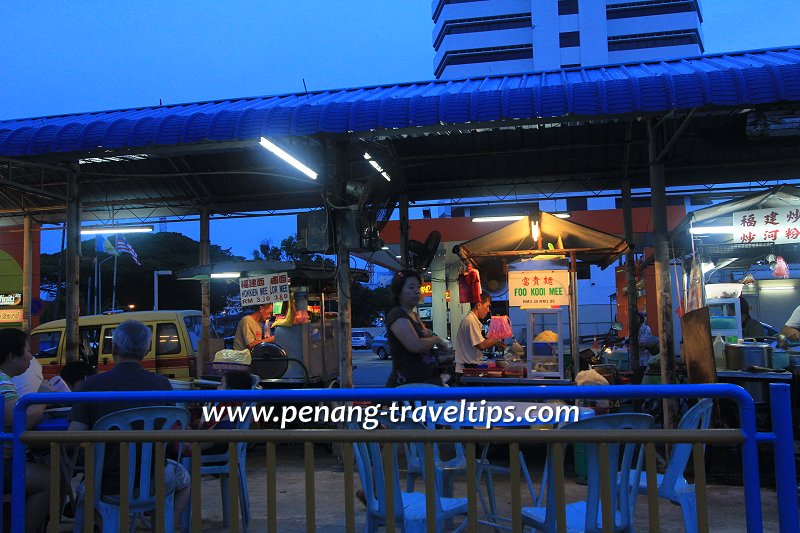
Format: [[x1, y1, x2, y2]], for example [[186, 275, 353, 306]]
[[408, 231, 441, 273]]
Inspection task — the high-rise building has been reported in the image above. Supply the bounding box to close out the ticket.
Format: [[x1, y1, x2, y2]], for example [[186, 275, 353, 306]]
[[432, 0, 704, 79]]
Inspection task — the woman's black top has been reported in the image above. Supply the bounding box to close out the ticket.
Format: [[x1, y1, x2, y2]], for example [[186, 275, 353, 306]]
[[384, 306, 439, 386]]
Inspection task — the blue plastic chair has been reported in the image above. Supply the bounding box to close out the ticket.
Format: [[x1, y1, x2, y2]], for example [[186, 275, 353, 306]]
[[631, 398, 714, 533], [522, 413, 654, 533], [180, 401, 255, 532], [351, 437, 469, 533], [73, 406, 190, 533]]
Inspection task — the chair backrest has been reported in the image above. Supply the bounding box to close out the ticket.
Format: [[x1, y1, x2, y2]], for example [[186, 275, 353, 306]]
[[351, 439, 406, 522], [543, 413, 654, 533], [659, 398, 714, 493], [93, 406, 190, 504]]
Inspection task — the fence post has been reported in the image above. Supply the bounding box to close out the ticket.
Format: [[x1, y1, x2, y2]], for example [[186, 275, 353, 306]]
[[738, 389, 763, 532], [769, 383, 799, 532]]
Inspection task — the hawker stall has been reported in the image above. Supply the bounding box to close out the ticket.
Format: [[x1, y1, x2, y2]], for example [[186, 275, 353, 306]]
[[177, 260, 367, 388], [452, 211, 629, 385], [672, 185, 800, 427]]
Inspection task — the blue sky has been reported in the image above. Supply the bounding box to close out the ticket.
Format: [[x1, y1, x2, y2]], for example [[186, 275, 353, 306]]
[[2, 0, 799, 257]]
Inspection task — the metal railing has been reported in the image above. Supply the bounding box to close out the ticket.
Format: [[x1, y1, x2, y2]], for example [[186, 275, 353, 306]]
[[3, 383, 798, 532]]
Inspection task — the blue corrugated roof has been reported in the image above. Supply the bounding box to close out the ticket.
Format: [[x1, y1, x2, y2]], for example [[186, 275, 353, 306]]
[[1, 46, 799, 157]]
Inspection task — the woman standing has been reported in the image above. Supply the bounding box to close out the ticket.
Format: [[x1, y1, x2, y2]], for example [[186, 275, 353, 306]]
[[385, 270, 449, 386]]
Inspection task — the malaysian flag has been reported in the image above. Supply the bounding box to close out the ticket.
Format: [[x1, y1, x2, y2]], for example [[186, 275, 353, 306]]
[[115, 235, 141, 266]]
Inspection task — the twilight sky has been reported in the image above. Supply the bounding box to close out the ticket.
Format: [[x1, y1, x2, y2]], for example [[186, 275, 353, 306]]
[[2, 0, 798, 256]]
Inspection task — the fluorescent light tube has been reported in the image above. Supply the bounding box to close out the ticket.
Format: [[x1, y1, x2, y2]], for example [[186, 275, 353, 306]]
[[363, 152, 391, 181], [260, 137, 317, 180], [472, 216, 525, 223], [553, 213, 570, 219], [81, 226, 153, 235], [759, 286, 795, 291], [689, 226, 735, 234], [210, 272, 241, 279]]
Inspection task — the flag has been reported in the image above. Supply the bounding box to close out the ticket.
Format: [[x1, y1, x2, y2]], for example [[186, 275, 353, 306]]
[[115, 235, 141, 266], [95, 235, 118, 255]]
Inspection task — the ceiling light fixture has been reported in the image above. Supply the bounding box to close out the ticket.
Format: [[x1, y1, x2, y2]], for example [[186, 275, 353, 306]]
[[689, 226, 735, 235], [472, 216, 525, 223], [260, 137, 318, 180], [81, 225, 154, 235], [363, 153, 391, 181], [759, 285, 795, 291], [553, 212, 571, 219]]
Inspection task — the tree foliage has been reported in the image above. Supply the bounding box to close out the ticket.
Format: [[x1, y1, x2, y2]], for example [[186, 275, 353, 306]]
[[350, 282, 393, 327], [40, 232, 244, 321]]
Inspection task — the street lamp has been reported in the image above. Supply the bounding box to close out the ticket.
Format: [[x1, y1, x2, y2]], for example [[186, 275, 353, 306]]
[[153, 270, 173, 310]]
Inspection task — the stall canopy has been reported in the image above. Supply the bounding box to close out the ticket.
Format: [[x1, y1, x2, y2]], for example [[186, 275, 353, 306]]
[[454, 211, 630, 270], [672, 185, 800, 267], [175, 260, 368, 284]]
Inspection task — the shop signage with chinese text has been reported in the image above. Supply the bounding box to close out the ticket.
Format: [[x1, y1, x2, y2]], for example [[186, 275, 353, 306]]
[[0, 293, 22, 306], [239, 272, 290, 306], [508, 270, 570, 308], [419, 282, 450, 302], [734, 207, 800, 244]]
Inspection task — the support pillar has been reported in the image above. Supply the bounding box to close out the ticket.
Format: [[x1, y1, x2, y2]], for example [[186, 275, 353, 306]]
[[399, 194, 409, 269], [569, 252, 579, 379], [199, 205, 211, 375], [22, 215, 32, 333], [648, 119, 677, 429], [621, 180, 641, 374], [65, 172, 81, 363], [332, 142, 353, 388], [430, 249, 447, 337]]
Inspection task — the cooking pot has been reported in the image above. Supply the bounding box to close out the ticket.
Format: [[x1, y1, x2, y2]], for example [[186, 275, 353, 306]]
[[724, 343, 772, 370]]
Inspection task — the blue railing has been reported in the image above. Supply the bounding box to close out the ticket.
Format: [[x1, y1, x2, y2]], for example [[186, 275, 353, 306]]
[[6, 383, 799, 532]]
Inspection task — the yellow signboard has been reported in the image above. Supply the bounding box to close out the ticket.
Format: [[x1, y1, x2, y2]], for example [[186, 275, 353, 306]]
[[0, 309, 23, 323], [508, 270, 570, 308], [420, 283, 450, 302]]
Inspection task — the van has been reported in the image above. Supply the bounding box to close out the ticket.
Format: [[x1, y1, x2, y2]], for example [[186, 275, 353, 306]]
[[30, 310, 222, 381]]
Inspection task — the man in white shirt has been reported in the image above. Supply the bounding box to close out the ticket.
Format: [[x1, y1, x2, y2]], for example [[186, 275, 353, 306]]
[[11, 356, 44, 396], [781, 304, 800, 341], [454, 292, 506, 379]]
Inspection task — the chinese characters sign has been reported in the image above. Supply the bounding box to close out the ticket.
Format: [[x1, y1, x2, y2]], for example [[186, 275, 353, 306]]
[[508, 270, 570, 308], [734, 207, 800, 244], [239, 272, 290, 306], [419, 282, 450, 302]]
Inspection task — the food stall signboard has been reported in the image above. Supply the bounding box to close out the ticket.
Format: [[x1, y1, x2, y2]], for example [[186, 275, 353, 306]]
[[0, 309, 23, 323], [734, 207, 800, 244], [509, 270, 570, 308], [239, 272, 290, 306]]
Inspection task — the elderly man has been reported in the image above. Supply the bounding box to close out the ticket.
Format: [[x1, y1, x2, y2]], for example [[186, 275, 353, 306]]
[[233, 303, 275, 350], [68, 319, 189, 524]]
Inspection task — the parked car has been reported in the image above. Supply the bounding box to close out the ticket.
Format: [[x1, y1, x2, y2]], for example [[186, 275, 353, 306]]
[[370, 332, 451, 360], [351, 330, 374, 349], [371, 333, 390, 359]]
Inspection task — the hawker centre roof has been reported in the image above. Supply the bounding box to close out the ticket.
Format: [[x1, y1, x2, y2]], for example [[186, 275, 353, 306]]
[[1, 45, 799, 225]]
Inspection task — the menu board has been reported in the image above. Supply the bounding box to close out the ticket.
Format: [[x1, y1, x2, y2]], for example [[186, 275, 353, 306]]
[[508, 270, 570, 308], [733, 207, 800, 244], [239, 272, 290, 306]]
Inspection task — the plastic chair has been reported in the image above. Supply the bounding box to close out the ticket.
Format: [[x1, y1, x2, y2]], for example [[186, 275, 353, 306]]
[[522, 413, 654, 533], [631, 398, 714, 533], [180, 401, 255, 531], [351, 437, 468, 533], [73, 406, 190, 533]]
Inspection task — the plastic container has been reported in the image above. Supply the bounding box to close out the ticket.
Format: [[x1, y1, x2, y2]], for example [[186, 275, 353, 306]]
[[705, 283, 743, 299]]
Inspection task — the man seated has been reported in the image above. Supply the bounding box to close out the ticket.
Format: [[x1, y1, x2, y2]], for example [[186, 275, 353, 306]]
[[67, 320, 190, 525]]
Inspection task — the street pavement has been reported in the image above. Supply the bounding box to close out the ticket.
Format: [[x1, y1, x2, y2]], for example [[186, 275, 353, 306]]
[[352, 348, 391, 388]]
